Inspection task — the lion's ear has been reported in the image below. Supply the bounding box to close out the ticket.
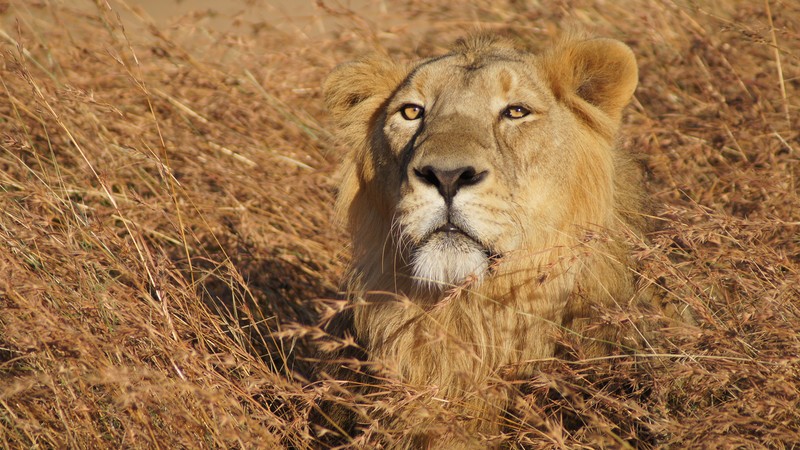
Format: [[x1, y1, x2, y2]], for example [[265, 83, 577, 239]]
[[543, 38, 638, 124], [323, 56, 407, 144]]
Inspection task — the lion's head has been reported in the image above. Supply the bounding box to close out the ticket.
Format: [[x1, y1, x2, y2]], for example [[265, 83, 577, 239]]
[[326, 35, 639, 294]]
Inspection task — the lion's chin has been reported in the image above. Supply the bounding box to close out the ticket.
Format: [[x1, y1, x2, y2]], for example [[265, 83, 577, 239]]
[[410, 231, 489, 290]]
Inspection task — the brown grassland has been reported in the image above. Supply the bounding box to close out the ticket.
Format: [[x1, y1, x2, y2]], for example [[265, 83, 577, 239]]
[[0, 0, 798, 448]]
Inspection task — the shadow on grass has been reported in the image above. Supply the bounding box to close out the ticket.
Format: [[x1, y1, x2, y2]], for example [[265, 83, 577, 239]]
[[198, 243, 338, 383]]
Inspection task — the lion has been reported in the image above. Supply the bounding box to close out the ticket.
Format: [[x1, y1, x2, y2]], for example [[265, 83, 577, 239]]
[[317, 33, 661, 448]]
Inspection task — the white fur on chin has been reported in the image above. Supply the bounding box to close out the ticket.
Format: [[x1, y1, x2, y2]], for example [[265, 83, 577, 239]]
[[410, 233, 489, 289]]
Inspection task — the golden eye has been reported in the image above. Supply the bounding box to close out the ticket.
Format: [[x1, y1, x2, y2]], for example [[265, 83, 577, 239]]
[[502, 105, 530, 119], [400, 104, 424, 121]]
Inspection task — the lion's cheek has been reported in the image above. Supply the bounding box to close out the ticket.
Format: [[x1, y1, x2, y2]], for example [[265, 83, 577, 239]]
[[382, 120, 418, 158], [510, 181, 570, 233]]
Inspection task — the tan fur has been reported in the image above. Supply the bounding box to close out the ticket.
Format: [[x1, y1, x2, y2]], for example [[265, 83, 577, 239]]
[[322, 34, 650, 448]]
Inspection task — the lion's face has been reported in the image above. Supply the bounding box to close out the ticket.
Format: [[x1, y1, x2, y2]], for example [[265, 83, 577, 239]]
[[326, 36, 638, 291], [386, 56, 582, 287]]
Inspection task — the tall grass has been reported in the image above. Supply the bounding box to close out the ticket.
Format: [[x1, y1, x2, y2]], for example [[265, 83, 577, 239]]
[[0, 0, 798, 448]]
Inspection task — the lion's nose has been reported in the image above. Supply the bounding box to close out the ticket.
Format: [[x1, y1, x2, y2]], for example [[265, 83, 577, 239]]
[[414, 165, 488, 204]]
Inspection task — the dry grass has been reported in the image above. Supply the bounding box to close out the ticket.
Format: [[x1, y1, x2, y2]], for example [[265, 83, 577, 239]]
[[0, 0, 798, 448]]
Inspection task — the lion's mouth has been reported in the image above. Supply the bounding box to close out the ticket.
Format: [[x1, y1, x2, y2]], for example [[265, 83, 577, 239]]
[[420, 221, 502, 266], [429, 221, 478, 244], [427, 222, 502, 262], [433, 222, 470, 236]]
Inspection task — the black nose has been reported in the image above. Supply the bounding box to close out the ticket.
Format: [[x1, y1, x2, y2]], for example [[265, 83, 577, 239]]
[[414, 165, 488, 204]]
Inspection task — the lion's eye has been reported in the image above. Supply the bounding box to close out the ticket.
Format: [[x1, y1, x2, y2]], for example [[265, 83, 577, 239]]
[[400, 104, 424, 121], [502, 105, 531, 119]]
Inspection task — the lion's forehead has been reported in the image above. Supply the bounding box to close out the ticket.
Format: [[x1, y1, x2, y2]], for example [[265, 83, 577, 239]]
[[400, 56, 550, 112]]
